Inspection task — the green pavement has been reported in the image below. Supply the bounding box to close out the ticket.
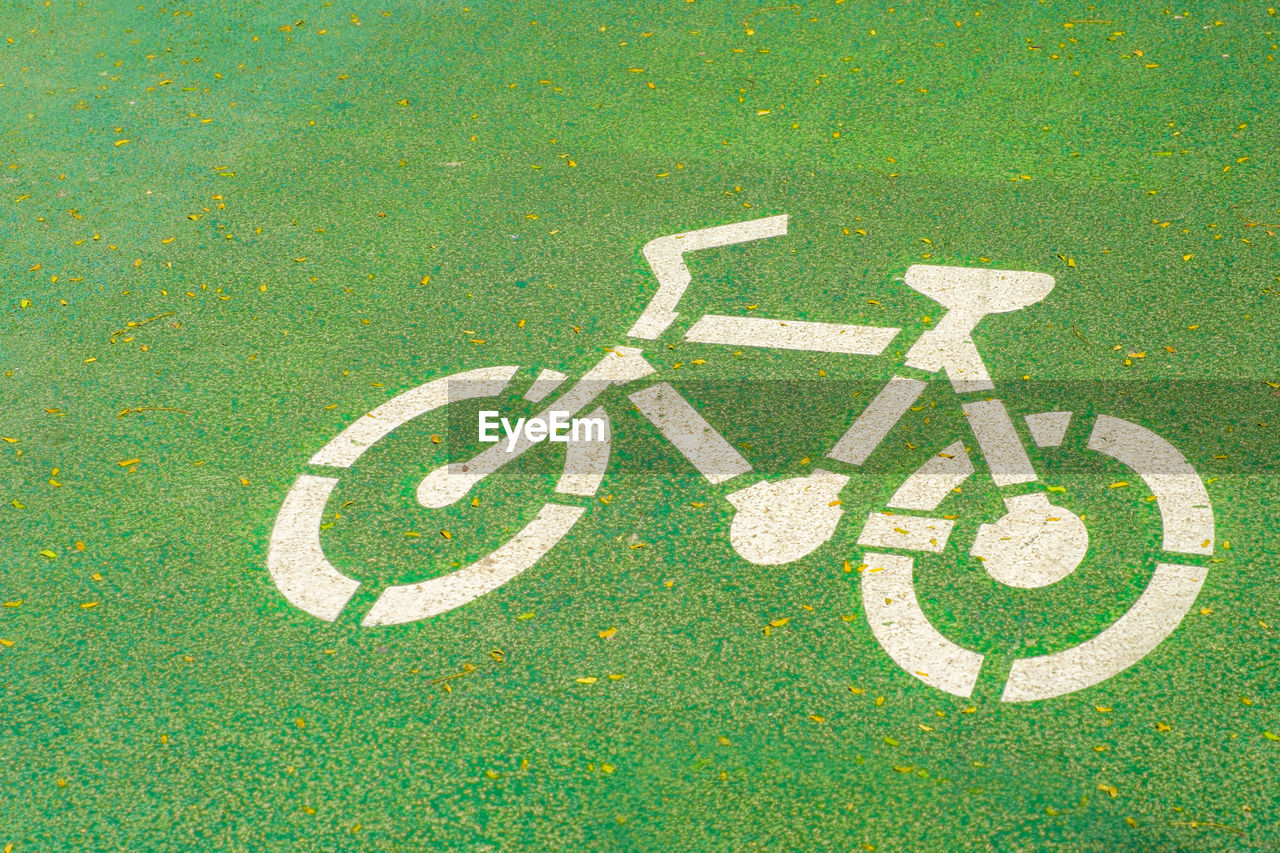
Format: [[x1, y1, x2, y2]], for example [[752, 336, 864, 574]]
[[2, 1, 1278, 849]]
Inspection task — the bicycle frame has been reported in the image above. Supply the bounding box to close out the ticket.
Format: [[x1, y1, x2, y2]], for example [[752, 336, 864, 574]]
[[270, 214, 1216, 705], [418, 214, 1056, 508]]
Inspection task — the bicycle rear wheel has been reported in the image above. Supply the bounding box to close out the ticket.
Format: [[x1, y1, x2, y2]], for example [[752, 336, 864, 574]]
[[853, 410, 1214, 701]]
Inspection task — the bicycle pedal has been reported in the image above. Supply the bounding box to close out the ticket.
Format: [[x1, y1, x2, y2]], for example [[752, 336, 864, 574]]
[[726, 469, 849, 565]]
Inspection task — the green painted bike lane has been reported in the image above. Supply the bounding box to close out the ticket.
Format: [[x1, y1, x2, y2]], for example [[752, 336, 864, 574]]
[[1, 1, 1278, 849]]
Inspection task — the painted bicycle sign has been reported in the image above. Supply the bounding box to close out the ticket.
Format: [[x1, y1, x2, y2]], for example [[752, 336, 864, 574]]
[[267, 215, 1214, 703]]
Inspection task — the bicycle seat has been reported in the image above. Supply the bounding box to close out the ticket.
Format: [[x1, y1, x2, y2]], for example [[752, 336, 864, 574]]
[[905, 265, 1055, 316], [902, 265, 1056, 391]]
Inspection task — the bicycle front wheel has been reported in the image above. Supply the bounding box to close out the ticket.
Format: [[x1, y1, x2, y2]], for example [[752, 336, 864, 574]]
[[267, 364, 612, 626]]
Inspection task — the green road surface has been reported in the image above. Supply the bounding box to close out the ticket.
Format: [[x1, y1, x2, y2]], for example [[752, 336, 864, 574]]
[[2, 1, 1279, 849]]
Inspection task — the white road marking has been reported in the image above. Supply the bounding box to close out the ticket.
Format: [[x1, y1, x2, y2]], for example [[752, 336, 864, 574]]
[[418, 347, 653, 508], [1001, 562, 1208, 701], [857, 512, 955, 554], [309, 365, 519, 468], [963, 399, 1038, 486], [361, 503, 586, 626], [266, 475, 361, 621], [628, 215, 789, 339], [906, 332, 992, 392], [727, 469, 848, 565], [1024, 410, 1072, 448], [1088, 415, 1214, 555], [903, 265, 1055, 392], [523, 369, 568, 403], [861, 552, 985, 698], [971, 493, 1089, 589], [887, 440, 974, 511], [629, 382, 751, 483], [683, 315, 900, 355], [827, 376, 928, 466], [555, 407, 611, 496]]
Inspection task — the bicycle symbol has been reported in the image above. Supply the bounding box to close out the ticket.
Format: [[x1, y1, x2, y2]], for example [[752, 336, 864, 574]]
[[268, 215, 1214, 702]]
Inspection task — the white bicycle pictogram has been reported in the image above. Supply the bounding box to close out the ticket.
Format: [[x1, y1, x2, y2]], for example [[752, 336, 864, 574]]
[[268, 215, 1215, 702]]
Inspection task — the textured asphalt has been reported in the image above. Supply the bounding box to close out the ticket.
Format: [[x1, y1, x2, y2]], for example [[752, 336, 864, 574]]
[[1, 2, 1278, 850]]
